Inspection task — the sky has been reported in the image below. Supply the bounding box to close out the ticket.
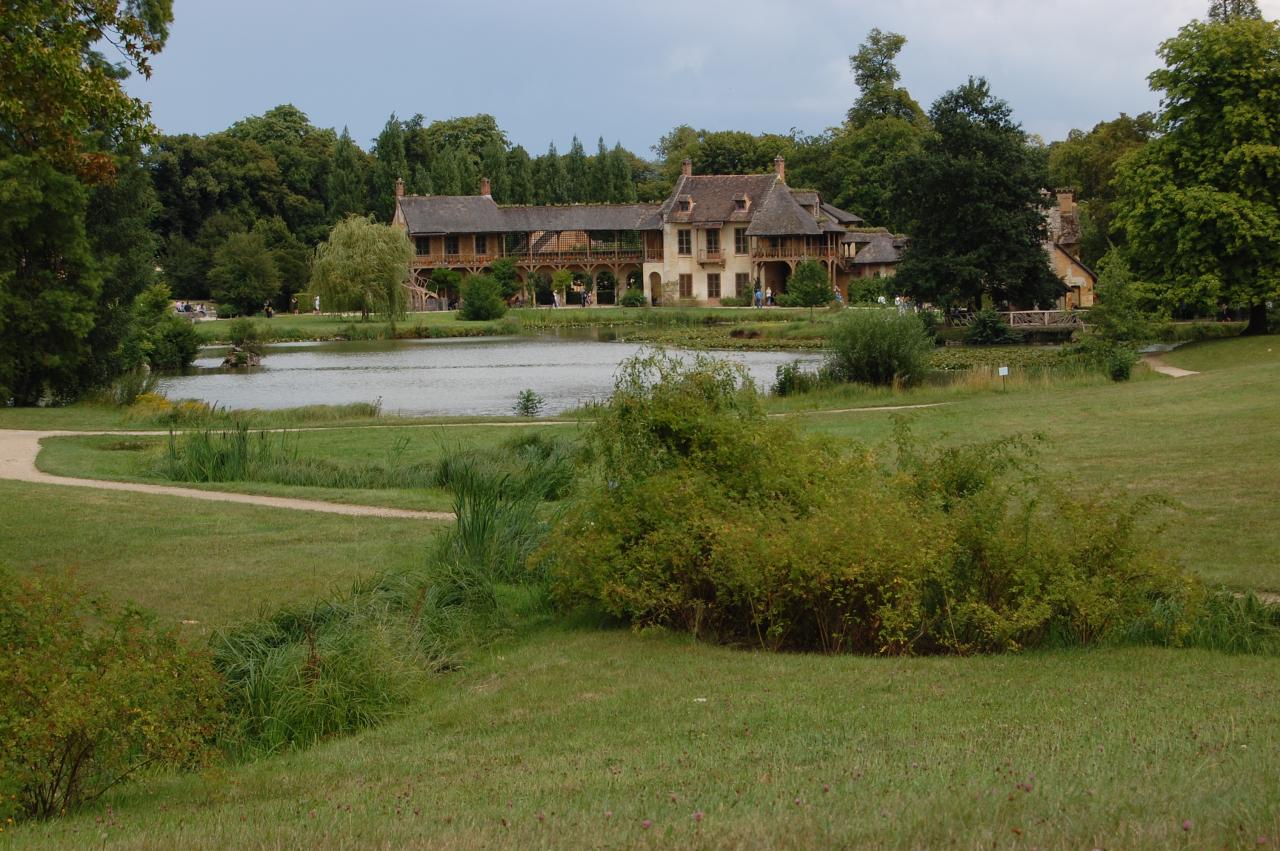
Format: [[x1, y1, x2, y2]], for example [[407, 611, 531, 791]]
[[124, 0, 1280, 156]]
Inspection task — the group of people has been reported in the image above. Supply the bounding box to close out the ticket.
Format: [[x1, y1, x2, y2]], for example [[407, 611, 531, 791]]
[[174, 301, 208, 318]]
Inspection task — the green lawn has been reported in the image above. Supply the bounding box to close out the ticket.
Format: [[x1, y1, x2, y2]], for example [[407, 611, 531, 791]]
[[10, 626, 1279, 849], [3, 334, 1278, 848], [0, 479, 441, 633]]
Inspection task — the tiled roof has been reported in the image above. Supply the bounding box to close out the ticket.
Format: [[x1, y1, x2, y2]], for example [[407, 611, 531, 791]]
[[397, 196, 661, 234], [746, 182, 821, 236], [661, 174, 778, 225], [852, 234, 906, 265], [820, 201, 864, 225]]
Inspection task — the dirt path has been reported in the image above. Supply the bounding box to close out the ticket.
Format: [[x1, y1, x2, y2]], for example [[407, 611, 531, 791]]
[[1143, 354, 1200, 378], [0, 429, 453, 520]]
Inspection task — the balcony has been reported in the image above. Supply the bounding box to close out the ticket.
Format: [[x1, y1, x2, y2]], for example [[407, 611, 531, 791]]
[[751, 244, 838, 260], [698, 248, 724, 265]]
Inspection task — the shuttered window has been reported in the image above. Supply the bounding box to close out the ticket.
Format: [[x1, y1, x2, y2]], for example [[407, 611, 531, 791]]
[[679, 274, 693, 298], [707, 273, 721, 299], [735, 273, 750, 297]]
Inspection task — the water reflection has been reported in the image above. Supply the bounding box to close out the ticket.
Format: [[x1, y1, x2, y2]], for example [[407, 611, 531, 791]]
[[159, 336, 819, 417]]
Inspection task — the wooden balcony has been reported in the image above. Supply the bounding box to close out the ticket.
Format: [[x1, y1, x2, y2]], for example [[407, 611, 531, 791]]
[[698, 248, 724, 265], [751, 245, 839, 260], [412, 248, 654, 269]]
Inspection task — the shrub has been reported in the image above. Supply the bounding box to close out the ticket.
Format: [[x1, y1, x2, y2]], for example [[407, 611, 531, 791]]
[[99, 367, 160, 406], [772, 360, 826, 396], [459, 274, 507, 321], [513, 388, 545, 417], [227, 318, 265, 355], [619, 289, 648, 307], [0, 570, 225, 822], [148, 314, 202, 371], [718, 295, 751, 307], [537, 353, 1252, 656], [1067, 336, 1139, 382], [824, 309, 934, 387], [964, 309, 1022, 344]]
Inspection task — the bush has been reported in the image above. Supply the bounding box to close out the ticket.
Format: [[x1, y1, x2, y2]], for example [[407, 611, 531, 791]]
[[718, 295, 751, 307], [148, 314, 202, 371], [1067, 336, 1139, 382], [772, 360, 827, 396], [824, 309, 934, 387], [227, 318, 265, 355], [964, 309, 1022, 345], [618, 288, 648, 307], [0, 570, 224, 821], [513, 388, 545, 417], [536, 353, 1259, 656], [459, 274, 507, 321]]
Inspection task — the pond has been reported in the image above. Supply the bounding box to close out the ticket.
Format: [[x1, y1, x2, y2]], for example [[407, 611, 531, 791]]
[[157, 335, 819, 417]]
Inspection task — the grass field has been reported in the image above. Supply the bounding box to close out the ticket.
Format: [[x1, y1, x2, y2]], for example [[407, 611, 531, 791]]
[[2, 334, 1277, 849]]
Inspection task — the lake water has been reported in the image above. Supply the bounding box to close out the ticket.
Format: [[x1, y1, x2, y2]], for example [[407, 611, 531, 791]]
[[157, 335, 819, 417]]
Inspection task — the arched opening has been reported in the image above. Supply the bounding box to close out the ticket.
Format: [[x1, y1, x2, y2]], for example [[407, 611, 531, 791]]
[[595, 269, 618, 305], [647, 271, 662, 306], [761, 261, 791, 302]]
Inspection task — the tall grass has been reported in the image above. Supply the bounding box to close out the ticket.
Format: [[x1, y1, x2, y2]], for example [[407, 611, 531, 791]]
[[208, 431, 573, 756]]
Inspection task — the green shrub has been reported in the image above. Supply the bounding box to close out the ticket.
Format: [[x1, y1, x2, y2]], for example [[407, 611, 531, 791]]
[[96, 366, 160, 406], [227, 318, 265, 355], [459, 274, 507, 321], [618, 288, 647, 308], [718, 295, 751, 307], [824, 309, 934, 387], [964, 310, 1022, 345], [513, 388, 545, 417], [772, 360, 826, 396], [537, 353, 1261, 656], [0, 570, 225, 821], [148, 314, 203, 371], [1067, 337, 1139, 382]]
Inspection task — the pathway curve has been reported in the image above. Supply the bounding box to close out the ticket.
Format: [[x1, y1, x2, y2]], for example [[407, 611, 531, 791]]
[[1143, 354, 1201, 378], [0, 430, 453, 520]]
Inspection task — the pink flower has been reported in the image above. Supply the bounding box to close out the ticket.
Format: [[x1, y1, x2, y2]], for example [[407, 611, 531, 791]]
[[1182, 820, 1193, 832], [693, 811, 704, 823], [642, 819, 652, 830]]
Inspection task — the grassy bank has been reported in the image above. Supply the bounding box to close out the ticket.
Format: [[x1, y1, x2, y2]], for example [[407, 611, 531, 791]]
[[10, 626, 1279, 849]]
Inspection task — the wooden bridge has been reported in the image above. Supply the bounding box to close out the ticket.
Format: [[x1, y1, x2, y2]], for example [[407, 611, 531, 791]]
[[954, 310, 1085, 328]]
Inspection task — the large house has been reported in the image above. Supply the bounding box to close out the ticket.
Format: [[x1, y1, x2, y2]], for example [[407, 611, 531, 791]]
[[1046, 189, 1097, 309], [390, 157, 890, 309]]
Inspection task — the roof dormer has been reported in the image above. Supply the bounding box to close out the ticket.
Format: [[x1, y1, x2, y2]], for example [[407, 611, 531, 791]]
[[733, 193, 749, 212], [677, 195, 694, 213]]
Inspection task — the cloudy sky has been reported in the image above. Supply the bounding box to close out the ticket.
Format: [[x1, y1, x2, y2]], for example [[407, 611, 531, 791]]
[[125, 0, 1280, 155]]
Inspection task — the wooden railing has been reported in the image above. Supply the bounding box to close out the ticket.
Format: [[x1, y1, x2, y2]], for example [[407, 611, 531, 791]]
[[698, 248, 723, 264], [953, 310, 1084, 328], [412, 248, 654, 268], [751, 245, 838, 260]]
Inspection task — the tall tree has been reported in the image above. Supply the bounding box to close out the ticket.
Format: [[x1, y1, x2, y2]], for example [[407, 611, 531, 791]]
[[430, 147, 462, 195], [208, 231, 280, 315], [507, 145, 535, 204], [0, 0, 173, 180], [480, 138, 510, 201], [891, 78, 1062, 309], [564, 136, 589, 202], [1113, 11, 1280, 333], [1048, 113, 1156, 266], [327, 126, 369, 219], [607, 144, 638, 203], [538, 142, 568, 204], [590, 137, 610, 202], [370, 115, 407, 221], [847, 29, 926, 128], [1208, 0, 1262, 21]]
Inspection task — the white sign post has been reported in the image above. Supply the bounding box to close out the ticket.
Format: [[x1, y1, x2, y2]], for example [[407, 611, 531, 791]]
[[998, 365, 1009, 391]]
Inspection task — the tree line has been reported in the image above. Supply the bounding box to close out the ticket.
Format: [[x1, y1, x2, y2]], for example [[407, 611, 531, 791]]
[[1, 0, 1276, 406]]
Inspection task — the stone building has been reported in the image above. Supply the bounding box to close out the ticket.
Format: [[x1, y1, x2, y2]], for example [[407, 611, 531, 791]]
[[1046, 189, 1097, 309], [390, 158, 887, 308]]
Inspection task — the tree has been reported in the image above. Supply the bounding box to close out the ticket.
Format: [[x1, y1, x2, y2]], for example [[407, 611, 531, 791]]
[[1209, 0, 1262, 21], [0, 156, 100, 404], [130, 283, 200, 371], [310, 217, 412, 320], [890, 78, 1063, 310], [779, 260, 834, 315], [370, 115, 407, 221], [822, 118, 927, 229], [0, 0, 174, 180], [1112, 13, 1280, 333], [490, 257, 521, 300], [590, 137, 610, 202], [208, 231, 280, 315], [847, 29, 926, 128], [507, 145, 535, 204], [1048, 113, 1157, 266], [328, 127, 369, 219], [564, 136, 589, 202], [430, 146, 463, 195], [253, 216, 310, 308], [607, 144, 638, 202], [459, 274, 507, 321], [537, 143, 568, 204], [480, 138, 509, 201]]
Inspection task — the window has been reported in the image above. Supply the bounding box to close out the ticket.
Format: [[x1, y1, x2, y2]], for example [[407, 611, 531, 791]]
[[679, 274, 693, 298], [677, 229, 692, 256], [735, 272, 750, 297], [735, 198, 747, 211], [414, 237, 430, 256], [707, 273, 721, 299], [678, 199, 690, 212], [445, 236, 460, 255], [705, 229, 720, 253], [734, 228, 748, 255], [475, 235, 487, 255]]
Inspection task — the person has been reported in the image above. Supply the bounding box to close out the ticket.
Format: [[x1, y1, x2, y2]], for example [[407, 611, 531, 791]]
[[754, 287, 764, 309], [551, 289, 560, 309], [313, 295, 320, 314], [765, 286, 774, 307], [290, 295, 299, 315], [833, 288, 844, 305]]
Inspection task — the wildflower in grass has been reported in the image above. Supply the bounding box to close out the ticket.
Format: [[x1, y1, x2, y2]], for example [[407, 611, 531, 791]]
[[642, 819, 652, 829]]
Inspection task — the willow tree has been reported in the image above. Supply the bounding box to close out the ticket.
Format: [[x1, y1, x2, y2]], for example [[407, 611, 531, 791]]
[[1113, 7, 1280, 333], [311, 217, 412, 320]]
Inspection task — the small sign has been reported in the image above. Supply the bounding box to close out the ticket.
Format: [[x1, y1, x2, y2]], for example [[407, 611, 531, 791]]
[[998, 366, 1010, 377]]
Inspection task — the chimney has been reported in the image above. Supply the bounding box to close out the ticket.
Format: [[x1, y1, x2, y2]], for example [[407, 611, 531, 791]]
[[681, 158, 692, 177], [1056, 188, 1076, 215], [480, 176, 491, 197], [394, 177, 405, 198], [774, 156, 786, 182]]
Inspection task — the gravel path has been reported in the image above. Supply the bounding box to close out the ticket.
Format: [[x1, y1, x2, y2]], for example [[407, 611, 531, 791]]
[[1143, 354, 1201, 378], [0, 429, 453, 520]]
